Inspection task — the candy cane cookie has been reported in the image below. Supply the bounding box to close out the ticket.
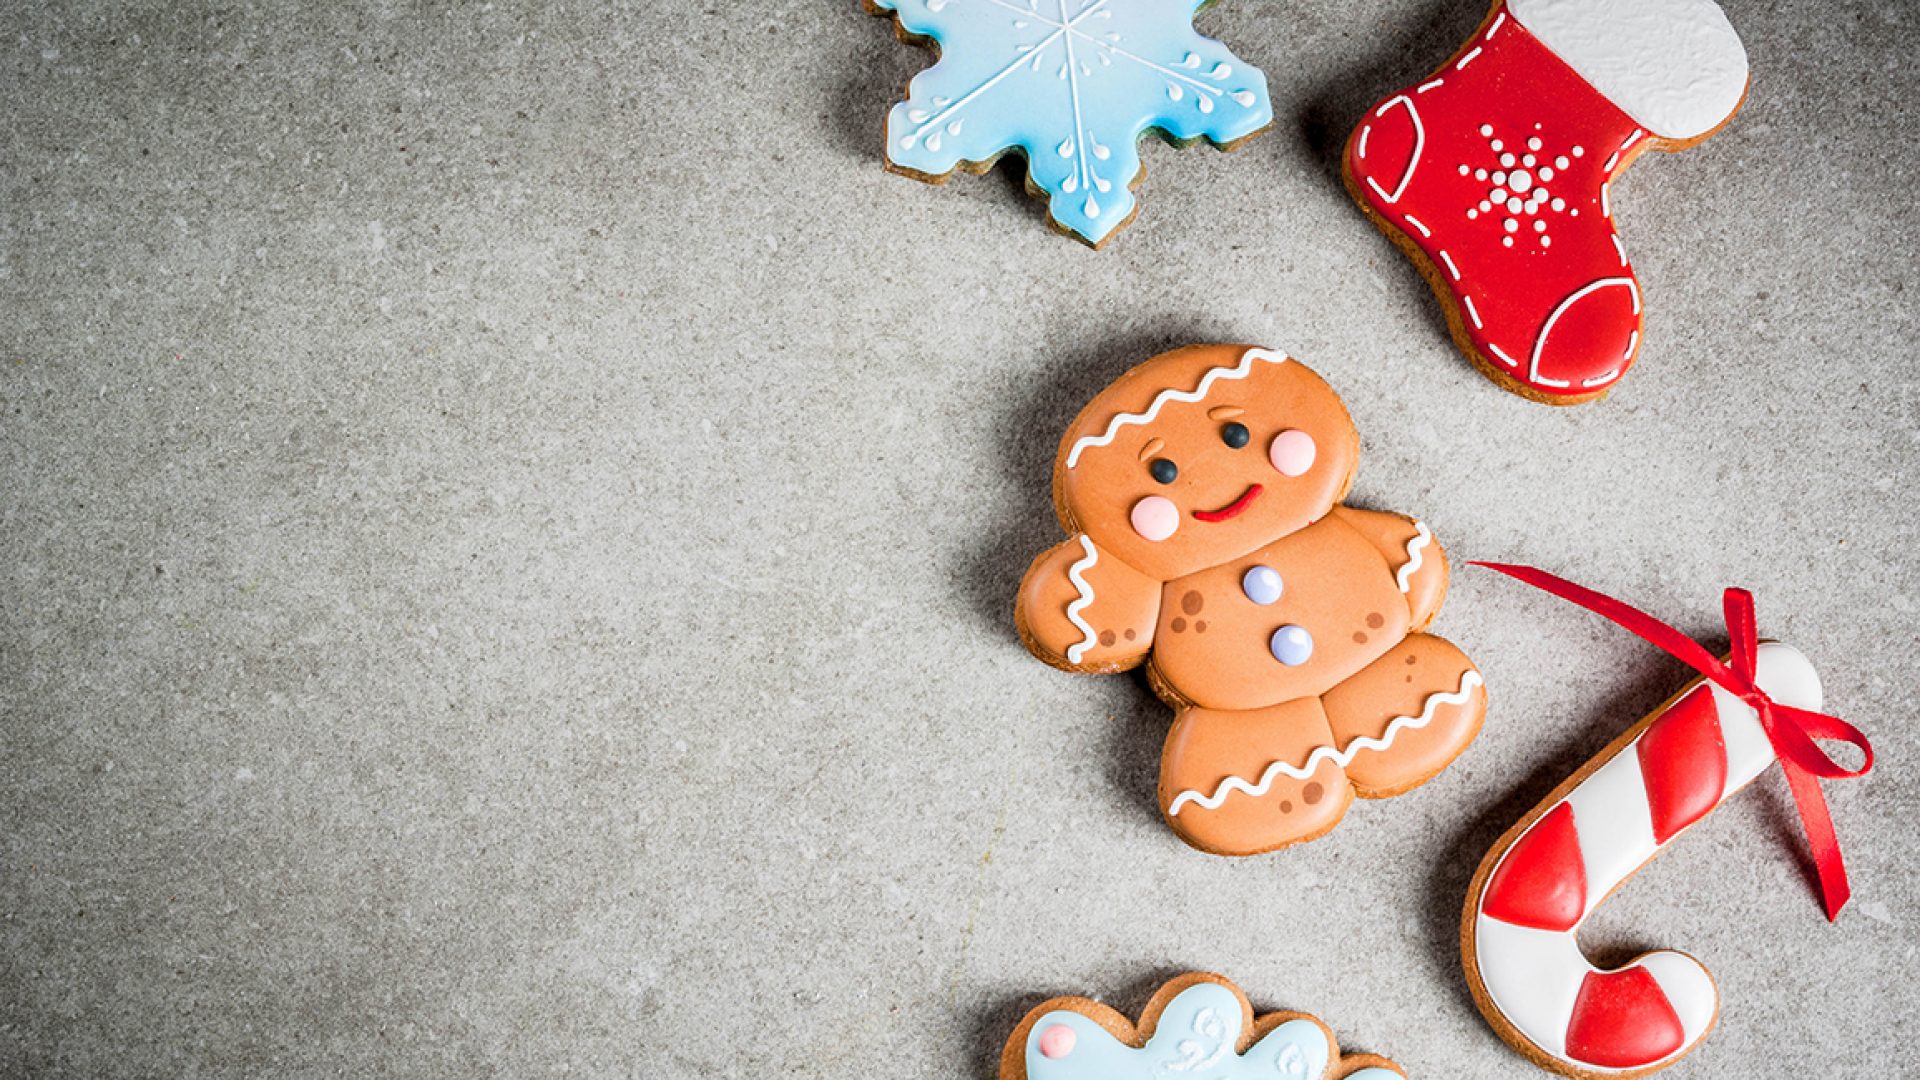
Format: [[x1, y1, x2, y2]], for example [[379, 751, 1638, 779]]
[[1462, 642, 1822, 1077]]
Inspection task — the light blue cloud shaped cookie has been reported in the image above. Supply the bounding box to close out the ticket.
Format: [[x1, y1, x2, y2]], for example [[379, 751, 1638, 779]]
[[1023, 982, 1405, 1080]]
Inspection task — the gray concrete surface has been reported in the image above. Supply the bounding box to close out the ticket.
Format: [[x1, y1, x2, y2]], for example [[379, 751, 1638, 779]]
[[2, 1, 1916, 1076]]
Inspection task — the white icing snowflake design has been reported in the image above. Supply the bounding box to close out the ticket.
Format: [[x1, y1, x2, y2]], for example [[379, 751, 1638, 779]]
[[873, 0, 1273, 245], [1457, 123, 1583, 250]]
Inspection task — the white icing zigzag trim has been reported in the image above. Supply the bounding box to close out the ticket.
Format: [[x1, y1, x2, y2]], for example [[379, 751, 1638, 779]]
[[1066, 348, 1291, 469], [1063, 535, 1100, 663], [1166, 669, 1483, 816], [1396, 520, 1432, 594]]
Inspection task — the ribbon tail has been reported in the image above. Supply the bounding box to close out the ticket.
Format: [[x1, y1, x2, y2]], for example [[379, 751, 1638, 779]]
[[1780, 761, 1851, 921], [1470, 562, 1741, 692]]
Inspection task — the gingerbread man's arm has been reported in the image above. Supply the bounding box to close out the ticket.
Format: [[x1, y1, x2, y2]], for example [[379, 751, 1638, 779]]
[[1015, 534, 1162, 674], [1329, 506, 1449, 630]]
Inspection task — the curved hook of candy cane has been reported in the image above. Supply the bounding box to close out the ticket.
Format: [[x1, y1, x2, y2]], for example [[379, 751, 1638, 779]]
[[1464, 642, 1824, 1077]]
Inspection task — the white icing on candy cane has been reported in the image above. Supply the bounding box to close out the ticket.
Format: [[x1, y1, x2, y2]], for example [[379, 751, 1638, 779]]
[[1063, 535, 1100, 664], [1167, 668, 1483, 815], [1066, 348, 1291, 469]]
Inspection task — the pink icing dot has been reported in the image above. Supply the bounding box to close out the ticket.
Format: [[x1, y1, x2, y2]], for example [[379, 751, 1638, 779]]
[[1130, 495, 1179, 542], [1268, 430, 1317, 477], [1038, 1024, 1076, 1059]]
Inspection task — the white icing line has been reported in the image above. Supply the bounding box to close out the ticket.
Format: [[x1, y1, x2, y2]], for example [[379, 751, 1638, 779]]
[[1462, 295, 1483, 330], [1403, 213, 1432, 238], [1438, 249, 1461, 281], [1488, 10, 1506, 38], [1167, 669, 1483, 816], [1529, 277, 1637, 387], [1358, 123, 1370, 160], [1062, 535, 1100, 663], [1417, 78, 1444, 94], [1610, 233, 1627, 267], [1455, 45, 1482, 70], [1600, 181, 1611, 218], [1602, 130, 1641, 173], [1486, 343, 1518, 369], [1396, 520, 1432, 593], [1622, 328, 1639, 363], [1362, 95, 1422, 205], [1066, 348, 1291, 469], [1580, 368, 1619, 388]]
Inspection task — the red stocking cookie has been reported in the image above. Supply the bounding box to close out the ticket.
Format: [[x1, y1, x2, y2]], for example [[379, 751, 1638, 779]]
[[1343, 0, 1748, 404], [1016, 345, 1487, 855]]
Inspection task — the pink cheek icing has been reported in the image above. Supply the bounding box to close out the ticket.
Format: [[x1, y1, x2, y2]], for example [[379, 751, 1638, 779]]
[[1037, 1024, 1076, 1058], [1131, 495, 1180, 541], [1269, 429, 1317, 476]]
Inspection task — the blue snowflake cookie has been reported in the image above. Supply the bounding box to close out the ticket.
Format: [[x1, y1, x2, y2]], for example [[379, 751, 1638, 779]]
[[868, 0, 1274, 247]]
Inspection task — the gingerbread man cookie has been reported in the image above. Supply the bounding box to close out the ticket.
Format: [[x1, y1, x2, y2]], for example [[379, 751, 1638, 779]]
[[1016, 345, 1487, 854], [1343, 0, 1748, 403], [1002, 973, 1405, 1080]]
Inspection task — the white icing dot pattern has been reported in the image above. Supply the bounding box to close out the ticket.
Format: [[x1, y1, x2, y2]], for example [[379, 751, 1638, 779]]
[[1458, 123, 1583, 250]]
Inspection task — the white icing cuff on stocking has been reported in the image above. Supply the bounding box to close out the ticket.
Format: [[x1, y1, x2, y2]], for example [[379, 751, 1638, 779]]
[[1508, 0, 1748, 141]]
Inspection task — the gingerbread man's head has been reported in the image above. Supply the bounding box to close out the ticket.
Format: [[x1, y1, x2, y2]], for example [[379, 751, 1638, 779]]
[[1053, 345, 1359, 582]]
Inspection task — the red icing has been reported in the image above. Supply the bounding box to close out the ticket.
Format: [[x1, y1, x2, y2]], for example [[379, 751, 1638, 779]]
[[1564, 967, 1686, 1068], [1637, 686, 1729, 844], [1347, 3, 1647, 396], [1192, 484, 1263, 522], [1481, 802, 1586, 932]]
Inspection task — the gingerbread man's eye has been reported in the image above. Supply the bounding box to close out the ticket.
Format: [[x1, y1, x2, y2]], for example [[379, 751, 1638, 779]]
[[1149, 458, 1179, 485], [1220, 422, 1250, 449]]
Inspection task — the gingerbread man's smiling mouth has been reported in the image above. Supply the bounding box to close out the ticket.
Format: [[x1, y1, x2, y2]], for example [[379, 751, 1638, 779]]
[[1192, 484, 1263, 522]]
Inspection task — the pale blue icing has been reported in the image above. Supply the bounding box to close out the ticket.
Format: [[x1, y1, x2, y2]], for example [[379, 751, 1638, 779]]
[[1270, 624, 1313, 666], [1242, 564, 1282, 605], [875, 0, 1273, 244], [1026, 983, 1362, 1080]]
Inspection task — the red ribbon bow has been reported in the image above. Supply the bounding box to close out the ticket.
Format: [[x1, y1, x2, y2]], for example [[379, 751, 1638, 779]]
[[1473, 561, 1874, 921]]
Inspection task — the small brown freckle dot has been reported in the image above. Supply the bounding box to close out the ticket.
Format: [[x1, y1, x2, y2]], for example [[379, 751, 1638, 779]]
[[1279, 800, 1293, 813], [1195, 620, 1207, 633], [1405, 674, 1413, 683], [1406, 654, 1419, 665], [1303, 782, 1324, 805], [1182, 590, 1204, 615], [1099, 630, 1116, 647], [1367, 612, 1385, 628], [1171, 617, 1187, 633], [1353, 631, 1368, 644], [1124, 628, 1137, 641]]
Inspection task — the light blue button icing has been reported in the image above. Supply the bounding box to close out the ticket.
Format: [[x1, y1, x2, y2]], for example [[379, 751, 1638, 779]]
[[1242, 565, 1282, 605], [1027, 983, 1337, 1080], [1270, 624, 1313, 666], [873, 0, 1274, 244]]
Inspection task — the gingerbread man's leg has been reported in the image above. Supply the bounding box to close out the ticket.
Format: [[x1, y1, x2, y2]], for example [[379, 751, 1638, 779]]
[[1321, 633, 1487, 798], [1158, 698, 1351, 855]]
